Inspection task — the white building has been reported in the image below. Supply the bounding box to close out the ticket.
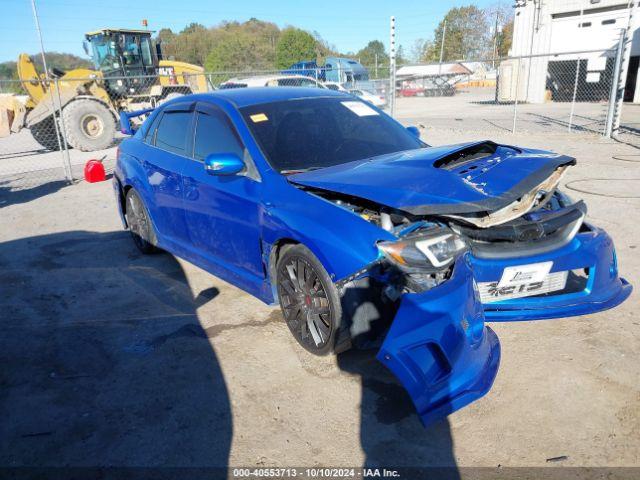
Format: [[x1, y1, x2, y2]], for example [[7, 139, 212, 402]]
[[501, 0, 640, 103]]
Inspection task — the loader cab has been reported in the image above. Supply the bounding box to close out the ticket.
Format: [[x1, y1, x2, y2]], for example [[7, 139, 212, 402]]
[[84, 29, 159, 95]]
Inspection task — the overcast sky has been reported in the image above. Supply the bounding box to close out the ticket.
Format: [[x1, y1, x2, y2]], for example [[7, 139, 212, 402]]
[[1, 0, 500, 63]]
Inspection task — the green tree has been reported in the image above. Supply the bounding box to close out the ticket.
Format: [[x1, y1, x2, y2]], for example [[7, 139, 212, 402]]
[[156, 28, 177, 59], [356, 40, 388, 68], [205, 19, 280, 73], [313, 31, 339, 65], [409, 39, 430, 63], [275, 27, 317, 69], [396, 45, 407, 65], [32, 52, 91, 72], [173, 23, 212, 65], [496, 19, 513, 57], [422, 5, 490, 62]]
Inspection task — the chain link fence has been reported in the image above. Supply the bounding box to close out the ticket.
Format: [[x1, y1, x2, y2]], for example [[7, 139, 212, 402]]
[[0, 47, 637, 191], [391, 48, 625, 137]]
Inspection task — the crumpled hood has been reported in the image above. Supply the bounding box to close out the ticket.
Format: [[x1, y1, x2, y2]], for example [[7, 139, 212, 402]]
[[288, 141, 575, 215]]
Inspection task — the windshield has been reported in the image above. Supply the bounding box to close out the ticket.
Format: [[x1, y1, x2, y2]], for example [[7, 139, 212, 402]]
[[240, 97, 425, 173], [89, 33, 154, 70], [89, 35, 118, 69]]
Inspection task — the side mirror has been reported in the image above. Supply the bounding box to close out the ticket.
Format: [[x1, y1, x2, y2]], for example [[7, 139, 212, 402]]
[[406, 125, 420, 138], [204, 153, 244, 176], [82, 40, 89, 56]]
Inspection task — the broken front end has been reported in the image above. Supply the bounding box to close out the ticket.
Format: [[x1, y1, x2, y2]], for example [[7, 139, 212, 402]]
[[292, 141, 631, 425]]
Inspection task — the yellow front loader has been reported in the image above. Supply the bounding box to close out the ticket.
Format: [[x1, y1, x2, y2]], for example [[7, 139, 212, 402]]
[[0, 29, 209, 152]]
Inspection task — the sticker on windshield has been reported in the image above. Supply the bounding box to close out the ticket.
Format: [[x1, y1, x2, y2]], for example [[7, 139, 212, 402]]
[[341, 101, 379, 117], [250, 113, 269, 123]]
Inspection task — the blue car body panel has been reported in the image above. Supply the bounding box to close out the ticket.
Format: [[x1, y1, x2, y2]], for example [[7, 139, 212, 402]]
[[377, 257, 500, 426], [113, 87, 630, 427], [471, 225, 632, 320], [288, 143, 575, 215]]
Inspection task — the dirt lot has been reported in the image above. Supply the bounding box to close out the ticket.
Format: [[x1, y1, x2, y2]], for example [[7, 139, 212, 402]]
[[0, 119, 639, 475]]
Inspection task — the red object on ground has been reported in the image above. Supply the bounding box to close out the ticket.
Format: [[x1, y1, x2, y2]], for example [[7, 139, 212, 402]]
[[84, 159, 106, 183]]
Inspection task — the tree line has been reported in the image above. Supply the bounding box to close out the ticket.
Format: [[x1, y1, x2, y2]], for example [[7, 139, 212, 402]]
[[0, 4, 513, 83]]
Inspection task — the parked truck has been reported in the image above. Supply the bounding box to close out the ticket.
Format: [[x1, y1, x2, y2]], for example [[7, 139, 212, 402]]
[[284, 57, 369, 85]]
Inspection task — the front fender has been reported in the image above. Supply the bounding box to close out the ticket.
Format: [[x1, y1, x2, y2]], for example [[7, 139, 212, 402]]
[[261, 183, 395, 284]]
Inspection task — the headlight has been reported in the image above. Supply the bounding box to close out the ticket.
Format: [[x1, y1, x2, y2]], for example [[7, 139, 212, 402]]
[[378, 227, 467, 270]]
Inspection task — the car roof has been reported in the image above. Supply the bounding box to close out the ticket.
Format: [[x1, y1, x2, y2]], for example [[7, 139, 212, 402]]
[[223, 74, 317, 86], [186, 87, 348, 108]]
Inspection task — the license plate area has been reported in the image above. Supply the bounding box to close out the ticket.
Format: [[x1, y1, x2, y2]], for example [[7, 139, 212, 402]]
[[478, 262, 568, 303]]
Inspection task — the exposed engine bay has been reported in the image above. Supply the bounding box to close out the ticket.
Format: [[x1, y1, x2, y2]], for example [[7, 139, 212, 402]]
[[305, 162, 583, 280]]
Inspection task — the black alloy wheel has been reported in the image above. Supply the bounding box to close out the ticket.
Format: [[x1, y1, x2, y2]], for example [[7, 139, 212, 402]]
[[276, 245, 348, 355], [125, 189, 157, 254]]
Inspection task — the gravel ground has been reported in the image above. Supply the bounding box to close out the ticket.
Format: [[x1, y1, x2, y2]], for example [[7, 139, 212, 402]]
[[0, 104, 639, 477]]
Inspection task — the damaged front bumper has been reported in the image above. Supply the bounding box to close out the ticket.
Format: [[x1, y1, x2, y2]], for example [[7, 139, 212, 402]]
[[376, 256, 500, 426], [470, 224, 632, 321]]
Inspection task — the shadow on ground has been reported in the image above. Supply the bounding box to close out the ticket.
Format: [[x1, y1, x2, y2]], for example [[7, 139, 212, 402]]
[[338, 350, 460, 478], [0, 230, 232, 473], [0, 228, 461, 476], [337, 281, 460, 478], [0, 180, 70, 208]]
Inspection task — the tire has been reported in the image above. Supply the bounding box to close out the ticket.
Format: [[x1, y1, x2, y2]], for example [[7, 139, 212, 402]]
[[276, 244, 351, 356], [125, 189, 157, 254], [61, 99, 116, 151], [30, 116, 61, 151]]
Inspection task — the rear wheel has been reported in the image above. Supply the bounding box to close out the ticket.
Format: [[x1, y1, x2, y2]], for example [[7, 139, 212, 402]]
[[125, 189, 157, 254], [61, 99, 116, 151], [276, 244, 350, 355]]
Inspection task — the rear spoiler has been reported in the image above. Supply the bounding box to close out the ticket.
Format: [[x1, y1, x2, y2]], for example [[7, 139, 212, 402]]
[[119, 107, 155, 135]]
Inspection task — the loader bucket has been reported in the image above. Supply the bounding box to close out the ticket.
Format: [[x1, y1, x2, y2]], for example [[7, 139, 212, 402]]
[[0, 95, 26, 138]]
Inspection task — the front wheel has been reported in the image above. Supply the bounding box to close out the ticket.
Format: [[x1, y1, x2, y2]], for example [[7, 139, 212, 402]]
[[61, 99, 116, 151], [276, 244, 350, 355]]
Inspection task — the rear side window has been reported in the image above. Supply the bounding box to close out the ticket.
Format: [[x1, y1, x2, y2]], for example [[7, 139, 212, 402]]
[[154, 111, 192, 155], [193, 110, 245, 161]]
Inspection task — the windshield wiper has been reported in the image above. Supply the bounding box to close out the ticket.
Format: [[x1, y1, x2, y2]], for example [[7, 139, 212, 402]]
[[280, 166, 325, 175]]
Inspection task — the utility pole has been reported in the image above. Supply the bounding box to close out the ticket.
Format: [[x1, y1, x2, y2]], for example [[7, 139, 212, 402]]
[[438, 20, 447, 74], [492, 12, 500, 68], [389, 16, 396, 116], [30, 0, 73, 182], [30, 0, 50, 78]]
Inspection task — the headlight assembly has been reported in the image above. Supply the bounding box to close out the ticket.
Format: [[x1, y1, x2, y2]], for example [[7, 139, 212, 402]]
[[378, 227, 467, 270]]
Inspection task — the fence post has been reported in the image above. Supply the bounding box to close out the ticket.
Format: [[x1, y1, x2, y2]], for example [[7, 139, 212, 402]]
[[389, 16, 396, 117], [53, 78, 73, 181], [568, 55, 581, 132], [375, 53, 378, 79], [512, 57, 521, 133], [605, 34, 625, 138]]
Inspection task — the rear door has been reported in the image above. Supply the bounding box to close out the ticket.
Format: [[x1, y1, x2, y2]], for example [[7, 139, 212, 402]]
[[376, 260, 501, 426], [142, 102, 194, 248], [180, 102, 265, 297]]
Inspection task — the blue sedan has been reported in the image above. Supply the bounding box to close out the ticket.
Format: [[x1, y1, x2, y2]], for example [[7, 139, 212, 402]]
[[113, 87, 631, 426]]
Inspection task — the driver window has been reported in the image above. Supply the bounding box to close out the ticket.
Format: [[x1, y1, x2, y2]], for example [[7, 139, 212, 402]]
[[193, 110, 245, 162]]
